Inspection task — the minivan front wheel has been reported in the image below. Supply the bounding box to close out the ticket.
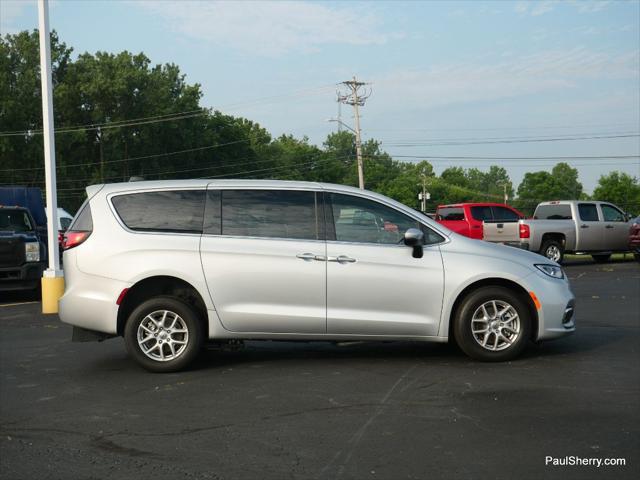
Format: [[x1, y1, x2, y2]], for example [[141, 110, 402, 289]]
[[124, 296, 204, 372], [453, 287, 531, 361]]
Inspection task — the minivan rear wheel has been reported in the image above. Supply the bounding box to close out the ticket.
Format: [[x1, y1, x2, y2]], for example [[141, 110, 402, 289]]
[[124, 296, 204, 372], [453, 286, 531, 362]]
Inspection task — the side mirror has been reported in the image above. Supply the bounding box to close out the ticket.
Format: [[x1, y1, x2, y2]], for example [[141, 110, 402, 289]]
[[404, 228, 424, 258]]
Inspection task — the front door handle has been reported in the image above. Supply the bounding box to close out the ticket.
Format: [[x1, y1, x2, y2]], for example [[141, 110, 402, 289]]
[[328, 255, 356, 263], [580, 224, 589, 229], [605, 225, 614, 229]]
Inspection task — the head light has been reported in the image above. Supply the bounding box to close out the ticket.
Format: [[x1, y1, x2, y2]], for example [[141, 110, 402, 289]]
[[25, 242, 40, 262], [535, 264, 564, 279]]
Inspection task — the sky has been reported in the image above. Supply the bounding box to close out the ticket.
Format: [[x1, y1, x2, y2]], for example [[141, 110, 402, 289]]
[[2, 0, 639, 193]]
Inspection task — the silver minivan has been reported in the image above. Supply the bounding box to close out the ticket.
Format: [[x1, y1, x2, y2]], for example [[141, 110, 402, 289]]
[[59, 180, 575, 372]]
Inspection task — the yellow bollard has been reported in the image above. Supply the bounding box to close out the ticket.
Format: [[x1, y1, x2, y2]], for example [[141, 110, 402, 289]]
[[41, 276, 65, 314]]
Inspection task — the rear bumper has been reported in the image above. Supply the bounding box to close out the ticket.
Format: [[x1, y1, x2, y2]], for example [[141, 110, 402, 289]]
[[0, 262, 46, 291], [59, 269, 128, 335]]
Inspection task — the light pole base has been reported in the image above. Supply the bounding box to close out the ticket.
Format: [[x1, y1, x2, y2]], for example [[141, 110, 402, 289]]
[[41, 275, 64, 314]]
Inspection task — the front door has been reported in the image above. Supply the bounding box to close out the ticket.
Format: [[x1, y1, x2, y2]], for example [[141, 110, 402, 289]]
[[325, 193, 445, 337], [600, 203, 631, 251], [199, 188, 326, 334]]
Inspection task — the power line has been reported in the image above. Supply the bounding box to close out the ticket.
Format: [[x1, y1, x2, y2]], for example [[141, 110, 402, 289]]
[[382, 133, 640, 147], [372, 130, 639, 143], [388, 154, 640, 160], [0, 139, 253, 172], [0, 84, 338, 137], [364, 121, 640, 133], [48, 154, 356, 197]]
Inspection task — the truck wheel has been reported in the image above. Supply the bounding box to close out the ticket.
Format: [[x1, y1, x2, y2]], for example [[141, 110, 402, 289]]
[[540, 240, 564, 263], [591, 254, 611, 263], [124, 296, 204, 373], [453, 286, 531, 362]]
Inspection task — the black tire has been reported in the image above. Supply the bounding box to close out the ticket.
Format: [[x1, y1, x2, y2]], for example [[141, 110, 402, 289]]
[[591, 254, 611, 263], [124, 296, 204, 372], [453, 286, 532, 362], [540, 239, 564, 264]]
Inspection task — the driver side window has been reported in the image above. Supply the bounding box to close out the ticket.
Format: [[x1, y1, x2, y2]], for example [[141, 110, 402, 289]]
[[328, 193, 443, 245]]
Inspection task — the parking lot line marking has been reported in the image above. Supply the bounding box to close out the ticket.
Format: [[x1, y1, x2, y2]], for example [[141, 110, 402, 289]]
[[0, 301, 39, 308]]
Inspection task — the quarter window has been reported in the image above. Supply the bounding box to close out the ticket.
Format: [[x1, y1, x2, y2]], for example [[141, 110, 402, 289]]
[[578, 204, 599, 222], [329, 193, 442, 245], [112, 190, 205, 233], [217, 190, 318, 240]]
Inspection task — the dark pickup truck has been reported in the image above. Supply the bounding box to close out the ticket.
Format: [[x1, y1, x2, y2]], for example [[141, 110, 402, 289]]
[[0, 206, 47, 292]]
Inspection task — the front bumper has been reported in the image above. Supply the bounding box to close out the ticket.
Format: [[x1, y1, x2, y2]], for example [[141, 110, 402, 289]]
[[0, 262, 46, 291], [521, 270, 576, 341]]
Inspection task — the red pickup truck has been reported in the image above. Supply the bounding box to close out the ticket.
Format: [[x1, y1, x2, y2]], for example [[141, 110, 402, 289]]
[[435, 203, 525, 240]]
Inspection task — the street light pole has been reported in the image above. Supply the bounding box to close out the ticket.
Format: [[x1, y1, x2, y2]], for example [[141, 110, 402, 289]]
[[38, 0, 64, 313]]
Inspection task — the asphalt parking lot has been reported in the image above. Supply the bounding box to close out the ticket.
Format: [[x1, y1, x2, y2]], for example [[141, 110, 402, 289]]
[[0, 258, 638, 480]]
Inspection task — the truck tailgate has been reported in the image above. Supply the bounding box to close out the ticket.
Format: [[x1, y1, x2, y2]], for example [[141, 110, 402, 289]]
[[482, 221, 520, 243]]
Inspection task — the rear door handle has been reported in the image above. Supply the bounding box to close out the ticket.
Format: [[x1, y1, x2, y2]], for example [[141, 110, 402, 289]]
[[328, 255, 356, 263], [580, 224, 589, 229], [605, 225, 614, 229]]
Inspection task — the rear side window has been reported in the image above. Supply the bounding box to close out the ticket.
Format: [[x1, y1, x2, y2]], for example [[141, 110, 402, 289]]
[[470, 206, 493, 221], [492, 206, 520, 221], [601, 204, 625, 222], [534, 205, 573, 220], [112, 190, 205, 233], [68, 200, 93, 231], [578, 204, 599, 222], [216, 190, 318, 240], [437, 207, 465, 221]]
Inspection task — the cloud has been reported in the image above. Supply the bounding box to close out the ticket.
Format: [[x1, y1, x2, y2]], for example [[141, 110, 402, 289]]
[[372, 48, 639, 110], [530, 1, 557, 16], [135, 0, 397, 57], [515, 0, 611, 17], [569, 0, 611, 13], [0, 0, 33, 35]]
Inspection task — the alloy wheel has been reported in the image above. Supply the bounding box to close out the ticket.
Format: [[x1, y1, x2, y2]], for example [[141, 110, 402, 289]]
[[471, 300, 521, 351], [137, 310, 189, 362]]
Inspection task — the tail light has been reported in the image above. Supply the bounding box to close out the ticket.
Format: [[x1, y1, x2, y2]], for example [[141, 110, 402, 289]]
[[519, 224, 530, 239], [62, 231, 91, 250]]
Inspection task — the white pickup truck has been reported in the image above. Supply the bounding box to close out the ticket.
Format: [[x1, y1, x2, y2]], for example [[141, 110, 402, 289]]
[[483, 200, 634, 263]]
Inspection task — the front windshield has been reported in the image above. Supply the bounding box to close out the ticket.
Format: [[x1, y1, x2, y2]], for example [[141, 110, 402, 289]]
[[0, 210, 34, 232]]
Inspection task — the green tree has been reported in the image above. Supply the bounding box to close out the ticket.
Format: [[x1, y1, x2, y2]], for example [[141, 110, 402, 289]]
[[516, 163, 582, 208], [592, 171, 640, 212]]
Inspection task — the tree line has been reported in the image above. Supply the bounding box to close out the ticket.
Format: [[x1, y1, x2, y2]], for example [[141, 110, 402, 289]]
[[1, 30, 639, 215]]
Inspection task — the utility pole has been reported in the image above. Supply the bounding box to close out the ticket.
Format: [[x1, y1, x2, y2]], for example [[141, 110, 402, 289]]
[[418, 175, 430, 212], [38, 0, 64, 314], [337, 77, 371, 189]]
